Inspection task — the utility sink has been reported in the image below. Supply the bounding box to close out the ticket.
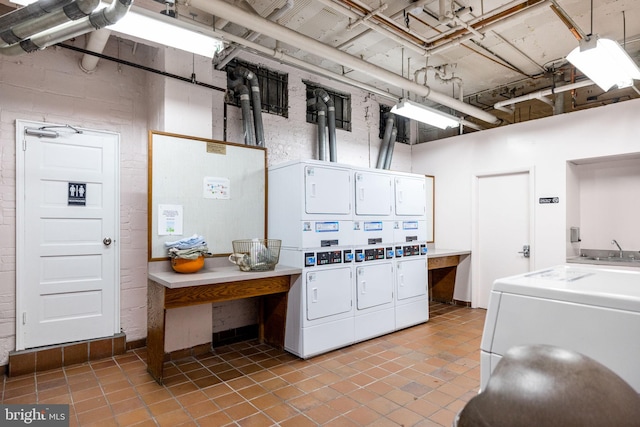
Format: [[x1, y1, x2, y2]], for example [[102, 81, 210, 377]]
[[568, 249, 640, 267]]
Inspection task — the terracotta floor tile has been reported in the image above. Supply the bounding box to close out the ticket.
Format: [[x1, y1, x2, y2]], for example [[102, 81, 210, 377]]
[[0, 302, 486, 427]]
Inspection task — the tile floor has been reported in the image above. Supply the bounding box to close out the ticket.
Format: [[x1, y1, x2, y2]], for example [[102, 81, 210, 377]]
[[1, 303, 486, 427]]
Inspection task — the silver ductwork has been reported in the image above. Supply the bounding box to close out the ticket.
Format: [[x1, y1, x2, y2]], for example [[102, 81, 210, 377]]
[[308, 89, 337, 162], [307, 94, 327, 161], [0, 0, 99, 47], [0, 0, 131, 56], [377, 113, 395, 169], [234, 66, 265, 147], [229, 75, 255, 145], [383, 127, 397, 170], [314, 89, 337, 163]]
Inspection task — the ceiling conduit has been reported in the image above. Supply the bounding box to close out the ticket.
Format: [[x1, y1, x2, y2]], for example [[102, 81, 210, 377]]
[[214, 0, 293, 70], [314, 88, 337, 162], [0, 0, 131, 56], [80, 27, 110, 72], [493, 79, 594, 113], [0, 0, 99, 47], [189, 0, 499, 125], [376, 112, 394, 169], [209, 12, 484, 132]]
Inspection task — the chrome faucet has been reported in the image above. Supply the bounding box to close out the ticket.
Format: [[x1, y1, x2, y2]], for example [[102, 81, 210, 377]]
[[611, 239, 623, 258]]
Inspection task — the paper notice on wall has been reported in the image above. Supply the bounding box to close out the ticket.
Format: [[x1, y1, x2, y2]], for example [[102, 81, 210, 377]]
[[203, 176, 230, 199], [158, 204, 183, 235]]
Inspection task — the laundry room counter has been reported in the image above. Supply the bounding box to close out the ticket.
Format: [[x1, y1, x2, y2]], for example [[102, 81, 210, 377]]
[[146, 263, 301, 384], [428, 249, 471, 304]]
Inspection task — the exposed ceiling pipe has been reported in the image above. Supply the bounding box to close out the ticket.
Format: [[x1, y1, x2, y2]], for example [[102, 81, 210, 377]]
[[0, 0, 131, 56], [383, 126, 397, 169], [376, 112, 394, 169], [214, 0, 293, 70], [493, 79, 594, 113], [0, 0, 74, 31], [314, 88, 337, 162], [234, 66, 265, 147], [229, 75, 255, 145], [80, 27, 110, 72], [307, 94, 327, 161], [0, 0, 99, 47], [189, 0, 499, 125], [426, 1, 551, 56]]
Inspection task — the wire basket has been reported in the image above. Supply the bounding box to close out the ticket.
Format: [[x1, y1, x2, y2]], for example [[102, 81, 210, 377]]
[[230, 239, 281, 271]]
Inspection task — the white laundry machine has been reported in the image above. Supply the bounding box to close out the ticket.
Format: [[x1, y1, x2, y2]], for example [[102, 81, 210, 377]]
[[480, 265, 640, 392], [394, 243, 428, 329], [279, 247, 354, 358]]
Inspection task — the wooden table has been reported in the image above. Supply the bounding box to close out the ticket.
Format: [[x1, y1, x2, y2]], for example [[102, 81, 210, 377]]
[[428, 250, 471, 304], [147, 265, 301, 384]]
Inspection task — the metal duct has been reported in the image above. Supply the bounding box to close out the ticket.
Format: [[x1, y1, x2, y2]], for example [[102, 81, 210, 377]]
[[229, 76, 255, 145], [79, 27, 110, 72], [214, 0, 294, 70], [0, 0, 99, 47], [0, 0, 74, 31], [376, 113, 395, 169], [0, 0, 131, 56], [188, 0, 500, 125], [307, 95, 328, 161], [234, 66, 265, 147], [314, 89, 336, 162], [383, 127, 397, 170]]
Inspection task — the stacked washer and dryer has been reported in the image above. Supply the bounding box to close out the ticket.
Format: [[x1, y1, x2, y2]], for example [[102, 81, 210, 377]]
[[269, 160, 429, 358]]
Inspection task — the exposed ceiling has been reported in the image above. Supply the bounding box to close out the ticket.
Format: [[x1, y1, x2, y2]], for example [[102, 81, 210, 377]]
[[2, 0, 639, 142]]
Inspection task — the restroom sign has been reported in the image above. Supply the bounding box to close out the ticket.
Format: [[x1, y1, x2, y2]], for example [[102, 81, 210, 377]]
[[68, 182, 87, 206]]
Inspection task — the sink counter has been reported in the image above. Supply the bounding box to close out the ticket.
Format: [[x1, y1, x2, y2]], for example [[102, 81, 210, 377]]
[[566, 256, 640, 268]]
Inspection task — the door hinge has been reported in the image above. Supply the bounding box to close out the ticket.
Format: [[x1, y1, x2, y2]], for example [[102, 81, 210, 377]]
[[22, 312, 27, 325]]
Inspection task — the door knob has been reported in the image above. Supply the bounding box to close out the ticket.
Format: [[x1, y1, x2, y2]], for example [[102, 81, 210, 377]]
[[103, 238, 112, 246], [518, 244, 530, 258]]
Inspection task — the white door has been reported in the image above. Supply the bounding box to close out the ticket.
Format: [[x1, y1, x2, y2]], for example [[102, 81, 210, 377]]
[[306, 267, 352, 321], [395, 176, 426, 216], [396, 257, 427, 300], [304, 165, 351, 215], [16, 121, 119, 350], [474, 170, 532, 308], [355, 263, 394, 309], [354, 171, 392, 216]]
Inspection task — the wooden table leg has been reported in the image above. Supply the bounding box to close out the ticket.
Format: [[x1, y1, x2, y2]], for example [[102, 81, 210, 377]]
[[147, 281, 167, 384]]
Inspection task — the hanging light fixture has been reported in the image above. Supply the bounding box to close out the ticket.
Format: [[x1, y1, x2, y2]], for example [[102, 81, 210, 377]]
[[567, 36, 640, 91], [565, 0, 640, 92], [391, 98, 459, 129]]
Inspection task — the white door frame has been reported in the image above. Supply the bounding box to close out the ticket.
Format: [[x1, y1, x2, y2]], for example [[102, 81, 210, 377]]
[[15, 119, 120, 350], [471, 167, 535, 308]]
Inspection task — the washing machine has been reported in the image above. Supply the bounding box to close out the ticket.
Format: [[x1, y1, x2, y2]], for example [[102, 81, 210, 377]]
[[279, 247, 354, 358], [394, 242, 428, 329]]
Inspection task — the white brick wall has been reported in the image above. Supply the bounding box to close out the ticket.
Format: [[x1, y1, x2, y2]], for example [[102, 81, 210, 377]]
[[0, 35, 412, 365]]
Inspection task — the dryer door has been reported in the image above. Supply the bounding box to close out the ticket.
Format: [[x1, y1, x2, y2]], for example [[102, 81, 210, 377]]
[[397, 257, 427, 300], [306, 267, 352, 320]]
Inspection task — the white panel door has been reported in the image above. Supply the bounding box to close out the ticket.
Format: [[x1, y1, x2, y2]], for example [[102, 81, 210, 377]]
[[354, 171, 392, 216], [16, 121, 119, 350], [475, 171, 531, 308], [306, 267, 352, 321], [304, 165, 351, 215], [395, 176, 426, 216], [355, 263, 393, 309], [396, 257, 427, 300]]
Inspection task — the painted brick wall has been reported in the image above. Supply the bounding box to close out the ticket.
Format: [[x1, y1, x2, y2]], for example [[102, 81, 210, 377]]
[[0, 36, 412, 364]]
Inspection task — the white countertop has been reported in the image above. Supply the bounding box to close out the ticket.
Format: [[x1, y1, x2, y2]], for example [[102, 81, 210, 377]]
[[428, 248, 471, 258], [148, 264, 302, 289]]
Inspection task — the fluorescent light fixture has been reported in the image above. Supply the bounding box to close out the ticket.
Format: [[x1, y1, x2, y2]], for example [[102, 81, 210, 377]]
[[391, 98, 459, 129], [9, 0, 224, 58], [567, 36, 640, 92], [106, 5, 224, 58]]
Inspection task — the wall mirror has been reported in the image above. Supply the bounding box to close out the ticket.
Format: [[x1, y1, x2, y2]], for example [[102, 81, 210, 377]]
[[148, 131, 267, 261]]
